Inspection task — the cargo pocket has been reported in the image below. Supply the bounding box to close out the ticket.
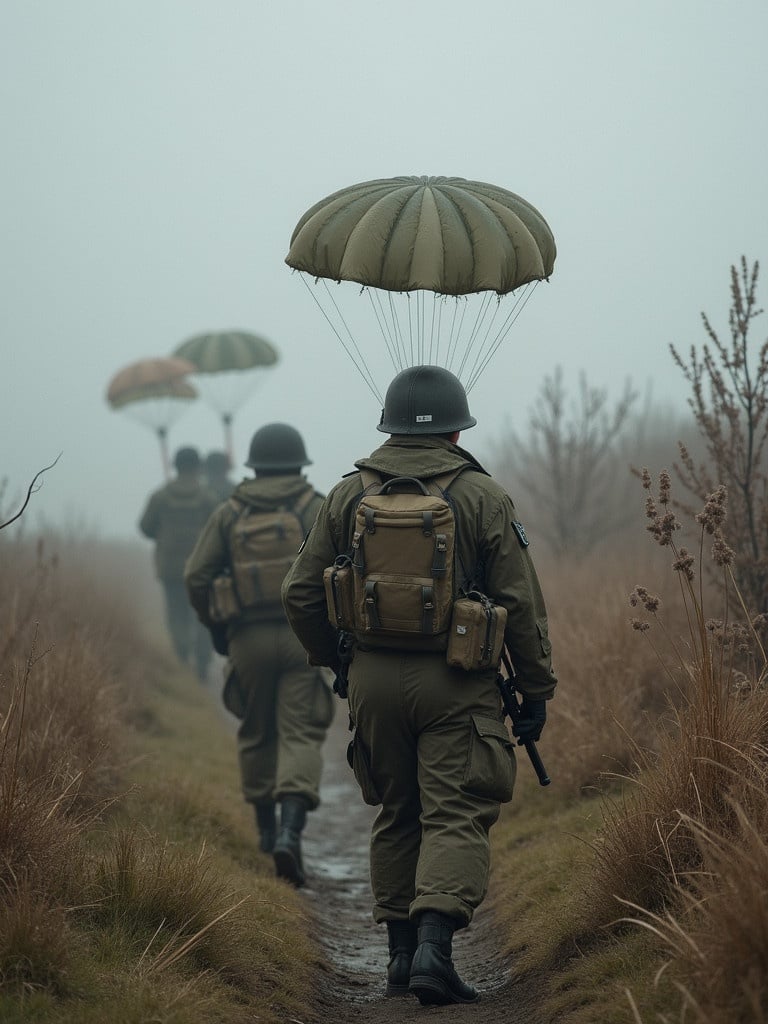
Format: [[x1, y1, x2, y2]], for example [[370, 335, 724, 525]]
[[346, 732, 382, 806], [463, 714, 516, 802], [311, 673, 336, 729]]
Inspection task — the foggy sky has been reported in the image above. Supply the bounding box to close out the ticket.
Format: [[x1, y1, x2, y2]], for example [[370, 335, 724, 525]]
[[2, 1, 767, 540]]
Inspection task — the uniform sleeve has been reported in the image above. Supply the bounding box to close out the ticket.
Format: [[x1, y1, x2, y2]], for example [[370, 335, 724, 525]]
[[282, 497, 342, 669], [139, 492, 161, 539], [482, 495, 557, 701], [184, 507, 231, 627]]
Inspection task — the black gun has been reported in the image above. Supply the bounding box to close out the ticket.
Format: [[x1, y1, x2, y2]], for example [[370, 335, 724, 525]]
[[333, 631, 355, 698], [497, 649, 551, 787]]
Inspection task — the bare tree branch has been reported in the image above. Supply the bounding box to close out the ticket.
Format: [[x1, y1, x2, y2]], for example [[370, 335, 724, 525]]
[[0, 453, 63, 531]]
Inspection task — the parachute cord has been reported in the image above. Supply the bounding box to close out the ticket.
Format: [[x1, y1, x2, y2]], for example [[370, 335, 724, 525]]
[[455, 292, 494, 382], [445, 299, 467, 373], [367, 289, 401, 373], [389, 292, 408, 370], [462, 296, 504, 392], [465, 282, 539, 393], [433, 295, 444, 366], [300, 277, 382, 403], [405, 293, 415, 366], [428, 293, 438, 365]]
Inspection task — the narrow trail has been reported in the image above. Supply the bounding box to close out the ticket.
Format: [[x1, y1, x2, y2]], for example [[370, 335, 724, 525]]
[[203, 663, 547, 1022], [296, 709, 547, 1024]]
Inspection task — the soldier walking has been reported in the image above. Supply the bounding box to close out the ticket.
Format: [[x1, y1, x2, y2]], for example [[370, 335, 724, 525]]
[[282, 366, 557, 1004], [139, 446, 218, 681], [185, 424, 334, 885], [203, 450, 235, 503]]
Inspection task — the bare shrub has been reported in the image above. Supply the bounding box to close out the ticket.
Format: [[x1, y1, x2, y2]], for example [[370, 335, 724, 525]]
[[488, 366, 638, 557], [671, 256, 768, 617]]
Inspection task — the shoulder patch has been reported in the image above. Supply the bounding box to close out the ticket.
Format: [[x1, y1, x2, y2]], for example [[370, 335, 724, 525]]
[[512, 520, 529, 547]]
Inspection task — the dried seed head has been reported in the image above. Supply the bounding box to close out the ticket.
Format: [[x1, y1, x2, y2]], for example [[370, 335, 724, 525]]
[[630, 586, 661, 613], [712, 534, 735, 567], [696, 485, 728, 535], [658, 470, 671, 506], [641, 467, 652, 491], [631, 618, 650, 632], [672, 547, 695, 581]]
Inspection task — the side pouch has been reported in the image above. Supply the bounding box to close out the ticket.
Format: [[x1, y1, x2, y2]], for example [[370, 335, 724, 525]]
[[463, 713, 516, 802], [323, 556, 355, 631], [209, 574, 241, 624], [222, 665, 247, 720], [447, 594, 508, 671], [346, 731, 382, 806]]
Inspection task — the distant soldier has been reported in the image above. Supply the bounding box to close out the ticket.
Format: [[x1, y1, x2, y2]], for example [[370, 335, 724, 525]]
[[139, 446, 218, 681], [204, 450, 235, 503], [185, 424, 334, 885]]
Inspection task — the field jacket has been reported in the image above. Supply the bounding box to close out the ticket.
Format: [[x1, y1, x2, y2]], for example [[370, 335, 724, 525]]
[[281, 436, 557, 701]]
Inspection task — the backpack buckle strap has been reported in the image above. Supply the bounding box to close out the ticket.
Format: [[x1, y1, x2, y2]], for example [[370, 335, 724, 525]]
[[421, 585, 434, 633], [364, 580, 381, 629], [365, 507, 376, 534], [351, 530, 365, 574], [422, 510, 433, 536], [432, 534, 447, 576]]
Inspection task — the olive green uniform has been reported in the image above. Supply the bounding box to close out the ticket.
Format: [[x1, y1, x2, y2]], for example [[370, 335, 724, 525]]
[[185, 475, 334, 810], [282, 436, 556, 926], [139, 477, 218, 677]]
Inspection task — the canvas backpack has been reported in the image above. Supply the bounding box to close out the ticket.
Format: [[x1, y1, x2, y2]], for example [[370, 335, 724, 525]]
[[323, 469, 464, 652], [209, 486, 315, 623]]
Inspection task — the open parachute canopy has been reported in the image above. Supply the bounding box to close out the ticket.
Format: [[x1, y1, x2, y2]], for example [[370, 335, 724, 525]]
[[285, 175, 556, 400], [171, 330, 279, 458], [106, 357, 198, 478]]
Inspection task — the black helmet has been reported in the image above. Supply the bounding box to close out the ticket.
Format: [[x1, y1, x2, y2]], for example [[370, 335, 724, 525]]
[[377, 365, 477, 434], [173, 446, 201, 473], [245, 423, 312, 471]]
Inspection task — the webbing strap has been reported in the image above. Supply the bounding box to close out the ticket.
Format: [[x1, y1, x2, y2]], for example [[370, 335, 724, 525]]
[[364, 580, 381, 628], [421, 585, 434, 633]]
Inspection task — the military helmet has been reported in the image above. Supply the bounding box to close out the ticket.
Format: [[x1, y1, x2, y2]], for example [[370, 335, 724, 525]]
[[377, 365, 477, 434], [204, 450, 231, 475], [173, 446, 201, 473], [245, 423, 312, 471]]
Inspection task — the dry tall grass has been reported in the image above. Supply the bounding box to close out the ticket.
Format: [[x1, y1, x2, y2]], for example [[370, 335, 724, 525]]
[[0, 533, 317, 1022]]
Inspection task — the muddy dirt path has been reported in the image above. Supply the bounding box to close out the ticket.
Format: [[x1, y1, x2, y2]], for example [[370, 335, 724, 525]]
[[295, 708, 547, 1024]]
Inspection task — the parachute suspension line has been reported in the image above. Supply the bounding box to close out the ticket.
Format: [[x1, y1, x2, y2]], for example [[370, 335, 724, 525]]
[[455, 292, 494, 383], [418, 291, 426, 364], [388, 292, 409, 370], [367, 289, 401, 373], [432, 294, 445, 366], [462, 296, 505, 393], [428, 293, 439, 365], [405, 292, 415, 366], [465, 282, 539, 393], [301, 276, 382, 403], [445, 298, 468, 374]]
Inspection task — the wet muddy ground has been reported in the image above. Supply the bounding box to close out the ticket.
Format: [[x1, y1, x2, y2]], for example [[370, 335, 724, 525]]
[[296, 709, 548, 1024], [204, 662, 547, 1023]]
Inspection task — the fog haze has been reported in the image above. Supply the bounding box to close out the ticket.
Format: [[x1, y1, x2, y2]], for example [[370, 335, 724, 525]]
[[2, 1, 767, 539]]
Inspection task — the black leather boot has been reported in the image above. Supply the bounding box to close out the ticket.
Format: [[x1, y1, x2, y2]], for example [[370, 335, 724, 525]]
[[253, 802, 276, 854], [385, 920, 418, 997], [408, 911, 479, 1005], [273, 796, 308, 887]]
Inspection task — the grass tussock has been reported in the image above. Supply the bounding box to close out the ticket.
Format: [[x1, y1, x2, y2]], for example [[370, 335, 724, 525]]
[[0, 534, 319, 1022]]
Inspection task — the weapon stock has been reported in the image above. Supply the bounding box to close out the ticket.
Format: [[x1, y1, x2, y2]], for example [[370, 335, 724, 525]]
[[497, 650, 551, 787]]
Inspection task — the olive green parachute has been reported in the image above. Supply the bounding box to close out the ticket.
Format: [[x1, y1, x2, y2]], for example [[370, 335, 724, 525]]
[[285, 176, 556, 400], [106, 357, 198, 478], [286, 175, 555, 296], [172, 331, 279, 459]]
